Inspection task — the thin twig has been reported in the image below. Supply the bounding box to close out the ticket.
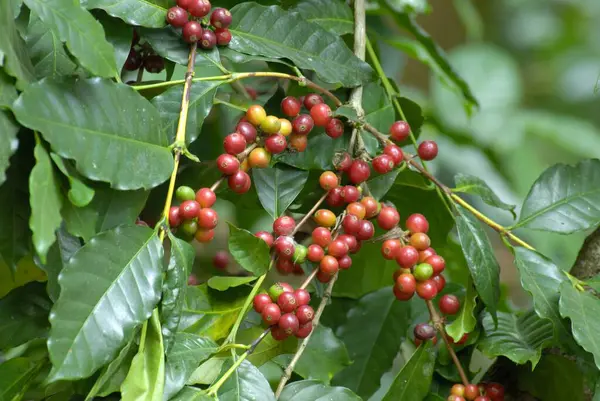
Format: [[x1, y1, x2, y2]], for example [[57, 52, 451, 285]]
[[291, 192, 328, 236]]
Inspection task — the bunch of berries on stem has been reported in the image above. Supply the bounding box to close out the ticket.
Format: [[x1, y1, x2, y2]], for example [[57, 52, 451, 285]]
[[166, 0, 233, 48]]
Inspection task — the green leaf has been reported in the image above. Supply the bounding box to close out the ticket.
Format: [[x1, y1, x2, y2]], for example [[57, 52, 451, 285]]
[[50, 153, 95, 208], [361, 81, 395, 154], [170, 387, 212, 401], [163, 333, 218, 400], [559, 282, 600, 369], [0, 110, 19, 186], [186, 356, 227, 386], [517, 354, 585, 401], [253, 165, 309, 218], [515, 159, 600, 234], [218, 359, 276, 401], [0, 0, 35, 89], [29, 140, 63, 264], [0, 69, 18, 108], [381, 343, 437, 401], [386, 0, 429, 13], [333, 287, 411, 399], [0, 257, 46, 298], [280, 380, 361, 401], [23, 0, 118, 78], [229, 3, 375, 87], [239, 326, 297, 367], [367, 169, 429, 201], [121, 310, 165, 401], [455, 204, 500, 322], [0, 357, 45, 400], [454, 173, 516, 218], [277, 131, 349, 171], [96, 12, 134, 72], [13, 78, 173, 190], [227, 223, 271, 276], [208, 276, 257, 291], [445, 279, 477, 342], [162, 232, 195, 352], [48, 225, 163, 381], [479, 310, 554, 368], [290, 0, 353, 35], [85, 337, 137, 400], [84, 0, 170, 28], [334, 105, 358, 121]]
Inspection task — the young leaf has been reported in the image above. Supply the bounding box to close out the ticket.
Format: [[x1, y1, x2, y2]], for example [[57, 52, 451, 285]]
[[13, 78, 174, 190], [0, 0, 35, 89], [381, 343, 437, 401], [279, 380, 361, 401], [48, 225, 163, 381], [50, 153, 95, 207], [239, 326, 297, 368], [0, 110, 19, 186], [453, 173, 516, 217], [479, 310, 554, 368], [333, 287, 411, 399], [29, 140, 63, 264], [515, 159, 600, 234], [227, 224, 271, 276], [218, 359, 276, 401], [121, 310, 165, 401], [445, 280, 477, 342], [207, 276, 257, 291], [229, 3, 375, 87], [23, 0, 118, 78], [559, 281, 600, 369], [84, 0, 169, 28], [0, 357, 45, 400], [253, 165, 309, 218], [290, 0, 353, 35], [85, 337, 137, 400], [455, 204, 500, 322]]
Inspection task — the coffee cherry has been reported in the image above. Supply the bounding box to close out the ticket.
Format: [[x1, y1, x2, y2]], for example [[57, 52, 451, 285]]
[[166, 6, 188, 27], [255, 231, 274, 247], [276, 258, 294, 274], [342, 215, 361, 235], [292, 114, 314, 135], [406, 213, 429, 233], [176, 0, 193, 10], [414, 323, 436, 341], [410, 232, 431, 251], [215, 28, 232, 46], [356, 220, 375, 241], [484, 383, 504, 401], [418, 140, 439, 161], [265, 134, 287, 154], [248, 147, 271, 168], [179, 200, 200, 220], [281, 96, 301, 117], [246, 105, 267, 126], [389, 121, 410, 142], [195, 188, 216, 208], [274, 236, 295, 259], [448, 396, 466, 401], [188, 274, 198, 286], [314, 209, 336, 228], [271, 325, 288, 341], [307, 244, 325, 262], [381, 239, 402, 260], [296, 304, 314, 324], [432, 274, 446, 292], [396, 273, 416, 293], [124, 49, 142, 71], [143, 55, 165, 73], [419, 247, 436, 263], [413, 263, 434, 281], [377, 206, 400, 230], [169, 206, 182, 227], [393, 285, 414, 300], [383, 144, 404, 165], [228, 170, 251, 193], [416, 279, 438, 300], [217, 153, 240, 175], [372, 154, 395, 174], [326, 187, 344, 207], [273, 216, 296, 237], [346, 202, 366, 219], [439, 294, 460, 315], [303, 93, 323, 110], [289, 134, 308, 152], [260, 115, 281, 134], [236, 121, 257, 143], [338, 234, 358, 253], [210, 7, 232, 29], [194, 228, 215, 242], [338, 254, 352, 270], [262, 303, 282, 326], [188, 0, 211, 17], [268, 282, 294, 301], [334, 152, 353, 172], [198, 208, 218, 229], [396, 246, 419, 268], [253, 293, 272, 313], [326, 118, 344, 138], [310, 103, 332, 127], [361, 196, 381, 219], [312, 227, 332, 248], [277, 292, 298, 313], [296, 322, 313, 338], [182, 21, 203, 43], [213, 251, 229, 269], [327, 239, 349, 258], [277, 118, 292, 136], [348, 160, 371, 184], [223, 133, 246, 155], [319, 171, 338, 190], [279, 313, 300, 335], [464, 384, 480, 400], [320, 255, 339, 275], [176, 186, 196, 202], [451, 384, 465, 397], [473, 397, 491, 401], [293, 244, 308, 264], [452, 332, 469, 346]]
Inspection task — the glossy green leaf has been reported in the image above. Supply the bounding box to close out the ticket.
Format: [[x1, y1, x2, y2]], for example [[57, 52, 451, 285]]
[[445, 279, 477, 342], [227, 223, 271, 276], [517, 354, 585, 401], [381, 343, 437, 401], [0, 110, 19, 186], [208, 276, 257, 291], [23, 0, 118, 78], [84, 0, 170, 28], [479, 310, 554, 368], [239, 326, 297, 367], [170, 387, 212, 401], [455, 204, 500, 322], [559, 281, 600, 369], [367, 169, 429, 201], [361, 81, 395, 154], [96, 13, 134, 72], [164, 333, 218, 400], [0, 257, 46, 298], [253, 165, 309, 218], [0, 69, 18, 108], [50, 153, 95, 208], [229, 3, 375, 87], [333, 287, 411, 399], [454, 173, 516, 218], [0, 357, 45, 400], [85, 337, 137, 400], [29, 141, 63, 264], [161, 232, 194, 352], [515, 159, 600, 234], [121, 310, 165, 401], [280, 380, 361, 401], [277, 131, 350, 171], [0, 0, 35, 89], [186, 356, 227, 387], [334, 105, 358, 121], [218, 359, 276, 401], [13, 78, 173, 190], [48, 225, 163, 381], [290, 0, 353, 35]]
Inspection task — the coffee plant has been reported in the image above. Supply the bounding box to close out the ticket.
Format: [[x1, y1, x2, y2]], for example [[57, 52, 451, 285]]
[[1, 0, 599, 400]]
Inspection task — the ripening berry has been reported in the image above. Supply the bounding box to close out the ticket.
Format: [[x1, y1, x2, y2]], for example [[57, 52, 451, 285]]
[[194, 228, 214, 243], [361, 196, 381, 219], [255, 231, 274, 247], [383, 144, 404, 165], [217, 153, 240, 175], [124, 49, 142, 71], [296, 304, 314, 324], [182, 21, 203, 43], [310, 103, 332, 127], [381, 239, 402, 260], [265, 134, 287, 154], [296, 322, 313, 338], [236, 121, 257, 143], [180, 220, 198, 236], [356, 220, 375, 241], [389, 121, 410, 142], [195, 188, 216, 208], [303, 93, 323, 110], [223, 132, 247, 155], [261, 303, 282, 326], [372, 154, 395, 174], [274, 236, 295, 260], [413, 263, 434, 281], [271, 325, 288, 341], [319, 171, 338, 191], [210, 7, 232, 29], [377, 206, 400, 230], [426, 255, 445, 275], [246, 105, 267, 126], [410, 232, 431, 251], [314, 209, 336, 227], [276, 258, 294, 274], [419, 247, 436, 263], [312, 227, 332, 248], [451, 384, 466, 397], [396, 246, 419, 268], [179, 200, 201, 220], [439, 294, 460, 315], [418, 140, 439, 161], [215, 28, 232, 46], [416, 279, 438, 300], [292, 114, 314, 136], [279, 313, 300, 335], [278, 118, 292, 136], [143, 55, 165, 74], [166, 6, 188, 27], [281, 96, 302, 117], [348, 160, 371, 184], [307, 244, 325, 262], [326, 118, 344, 138], [248, 147, 271, 168], [277, 292, 298, 313], [396, 273, 416, 293], [464, 384, 480, 400], [406, 213, 429, 233], [414, 323, 436, 340], [334, 152, 353, 172], [260, 115, 281, 134], [346, 202, 366, 219], [213, 251, 229, 269], [189, 0, 211, 17], [319, 255, 339, 275], [447, 396, 466, 401], [340, 185, 360, 203], [327, 239, 349, 258], [176, 186, 196, 202], [273, 216, 296, 237], [338, 254, 352, 270], [289, 133, 307, 152], [169, 206, 181, 227], [253, 293, 272, 313], [228, 170, 251, 193]]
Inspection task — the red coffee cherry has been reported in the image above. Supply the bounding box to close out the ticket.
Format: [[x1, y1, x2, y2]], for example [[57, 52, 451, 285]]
[[294, 289, 310, 306], [414, 323, 436, 341], [340, 185, 360, 203], [319, 171, 338, 190], [253, 293, 272, 313], [426, 255, 445, 275], [484, 383, 504, 401], [319, 255, 339, 275], [271, 325, 288, 341], [338, 254, 353, 270], [356, 220, 375, 240], [406, 213, 429, 233], [143, 55, 165, 74], [215, 28, 232, 46], [334, 152, 353, 172], [341, 214, 361, 235], [418, 140, 439, 161], [281, 96, 302, 117], [277, 291, 298, 313], [210, 7, 232, 29], [265, 134, 287, 154], [195, 228, 214, 243], [246, 105, 267, 126], [348, 160, 371, 184], [268, 282, 294, 301], [124, 49, 142, 71], [396, 273, 417, 294], [296, 304, 314, 324], [396, 246, 419, 268], [289, 134, 308, 152], [326, 187, 344, 207], [168, 206, 181, 227], [312, 227, 332, 248], [199, 29, 217, 50], [223, 133, 247, 155], [393, 284, 414, 301], [419, 247, 436, 263], [213, 251, 229, 269], [227, 170, 251, 194], [377, 206, 400, 230], [182, 21, 203, 43], [179, 200, 201, 220], [292, 114, 314, 135], [189, 0, 211, 17], [410, 232, 431, 251], [176, 0, 193, 10], [296, 322, 313, 338], [166, 6, 188, 27], [448, 396, 466, 401], [274, 236, 295, 259], [198, 208, 218, 229], [464, 384, 481, 400], [255, 231, 274, 247], [474, 397, 491, 401], [195, 188, 216, 208], [389, 121, 410, 142], [273, 216, 295, 237], [262, 303, 282, 326], [303, 93, 323, 110], [432, 274, 446, 292], [327, 239, 349, 258], [338, 234, 358, 254], [322, 118, 343, 139], [217, 153, 240, 175], [416, 279, 438, 300], [372, 154, 395, 174], [439, 294, 461, 315], [381, 239, 402, 260], [383, 144, 404, 165], [276, 258, 294, 274], [236, 121, 257, 143], [307, 244, 325, 262], [279, 313, 300, 335], [361, 196, 380, 219], [310, 103, 332, 127]]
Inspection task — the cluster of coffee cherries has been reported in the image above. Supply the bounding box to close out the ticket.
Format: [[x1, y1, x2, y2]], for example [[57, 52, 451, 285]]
[[448, 382, 505, 401], [124, 31, 165, 74], [253, 283, 314, 340], [412, 295, 467, 347], [166, 0, 232, 48], [168, 185, 219, 242], [388, 120, 439, 162]]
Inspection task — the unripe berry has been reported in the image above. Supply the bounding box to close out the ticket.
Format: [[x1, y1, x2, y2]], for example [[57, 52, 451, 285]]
[[292, 114, 314, 135], [389, 121, 410, 142], [236, 121, 257, 143], [210, 7, 232, 29], [413, 263, 434, 281], [296, 322, 313, 338], [325, 118, 344, 138], [293, 244, 308, 264], [182, 21, 203, 43], [372, 154, 395, 174], [169, 206, 181, 227], [277, 291, 298, 313], [265, 134, 287, 154], [274, 236, 295, 260], [268, 282, 294, 301], [333, 152, 353, 172], [227, 170, 251, 193], [327, 239, 349, 258], [312, 227, 332, 248], [395, 273, 416, 293], [273, 216, 296, 237], [406, 213, 429, 233], [314, 209, 336, 227], [255, 231, 274, 247], [361, 196, 381, 218], [260, 115, 281, 134], [278, 118, 292, 136], [188, 0, 211, 17], [166, 6, 188, 27], [396, 246, 419, 268], [310, 103, 332, 127], [246, 105, 267, 126], [194, 228, 214, 242], [413, 323, 436, 340], [289, 134, 307, 152], [319, 171, 338, 191], [338, 254, 352, 270], [439, 294, 460, 315], [348, 159, 371, 184], [303, 93, 323, 110], [179, 200, 201, 220], [381, 239, 402, 260], [198, 208, 218, 229], [307, 244, 325, 262], [223, 133, 246, 155], [217, 153, 240, 175], [340, 185, 360, 203], [418, 140, 439, 161], [296, 304, 314, 324], [253, 293, 272, 313], [416, 279, 438, 300], [248, 147, 271, 168], [319, 255, 339, 275], [279, 313, 300, 335], [215, 28, 232, 46], [281, 96, 301, 117], [355, 220, 375, 241], [176, 185, 196, 202], [261, 303, 281, 326], [383, 144, 404, 165], [195, 188, 216, 208], [213, 251, 229, 269], [346, 202, 366, 219], [377, 206, 400, 230]]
